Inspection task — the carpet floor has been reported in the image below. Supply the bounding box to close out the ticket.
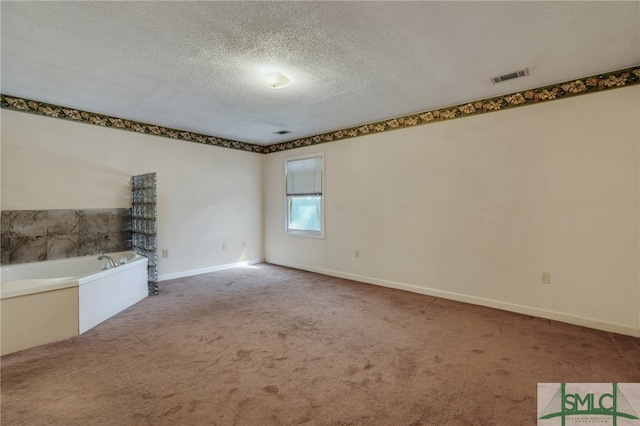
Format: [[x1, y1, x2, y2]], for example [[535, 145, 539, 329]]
[[1, 263, 639, 425]]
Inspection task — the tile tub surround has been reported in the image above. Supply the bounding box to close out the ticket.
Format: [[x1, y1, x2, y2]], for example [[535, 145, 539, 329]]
[[0, 209, 131, 265]]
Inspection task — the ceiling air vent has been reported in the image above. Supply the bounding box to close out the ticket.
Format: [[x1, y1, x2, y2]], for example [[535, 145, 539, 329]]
[[275, 130, 291, 135], [490, 68, 529, 84]]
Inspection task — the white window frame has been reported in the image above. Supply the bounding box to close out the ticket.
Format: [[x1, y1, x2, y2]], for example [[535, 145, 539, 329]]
[[284, 153, 325, 239]]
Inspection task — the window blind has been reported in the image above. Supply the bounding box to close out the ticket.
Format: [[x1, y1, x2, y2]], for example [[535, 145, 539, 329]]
[[286, 157, 322, 196]]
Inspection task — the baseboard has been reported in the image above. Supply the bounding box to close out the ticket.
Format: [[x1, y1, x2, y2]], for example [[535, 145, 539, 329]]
[[267, 259, 640, 338], [159, 258, 263, 282]]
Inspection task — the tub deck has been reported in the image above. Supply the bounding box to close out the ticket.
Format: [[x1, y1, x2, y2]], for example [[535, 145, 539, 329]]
[[1, 252, 148, 356]]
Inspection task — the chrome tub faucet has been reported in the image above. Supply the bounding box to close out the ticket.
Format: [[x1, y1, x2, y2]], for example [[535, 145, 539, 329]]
[[97, 255, 119, 269]]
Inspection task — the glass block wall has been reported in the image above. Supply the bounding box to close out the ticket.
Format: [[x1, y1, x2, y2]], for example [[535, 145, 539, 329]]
[[131, 173, 158, 295]]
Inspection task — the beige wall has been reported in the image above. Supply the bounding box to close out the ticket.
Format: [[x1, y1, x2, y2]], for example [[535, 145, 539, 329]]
[[1, 110, 263, 277], [3, 86, 639, 336], [264, 87, 640, 336]]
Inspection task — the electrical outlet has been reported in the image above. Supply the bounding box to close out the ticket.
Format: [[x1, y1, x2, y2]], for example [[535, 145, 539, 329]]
[[242, 241, 246, 248], [541, 272, 551, 284], [355, 250, 360, 258], [222, 243, 227, 250], [161, 249, 169, 258]]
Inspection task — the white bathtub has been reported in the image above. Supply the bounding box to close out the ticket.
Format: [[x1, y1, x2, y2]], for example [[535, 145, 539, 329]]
[[1, 251, 148, 355]]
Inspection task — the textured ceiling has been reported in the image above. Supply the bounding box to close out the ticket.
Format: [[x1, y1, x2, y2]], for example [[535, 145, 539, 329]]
[[2, 2, 639, 146]]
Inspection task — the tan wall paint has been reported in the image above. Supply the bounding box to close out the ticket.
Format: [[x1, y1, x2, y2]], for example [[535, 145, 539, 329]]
[[1, 110, 264, 277], [264, 87, 640, 336]]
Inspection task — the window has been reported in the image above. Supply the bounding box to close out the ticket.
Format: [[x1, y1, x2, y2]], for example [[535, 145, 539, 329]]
[[285, 155, 324, 238]]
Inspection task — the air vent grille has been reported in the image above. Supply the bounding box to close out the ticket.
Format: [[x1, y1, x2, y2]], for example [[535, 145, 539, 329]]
[[491, 68, 529, 84]]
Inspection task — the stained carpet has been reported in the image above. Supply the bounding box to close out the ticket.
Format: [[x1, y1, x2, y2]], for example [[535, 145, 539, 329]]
[[1, 264, 639, 425]]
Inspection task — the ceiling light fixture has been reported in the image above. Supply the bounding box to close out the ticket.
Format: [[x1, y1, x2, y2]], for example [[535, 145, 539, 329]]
[[262, 71, 290, 89]]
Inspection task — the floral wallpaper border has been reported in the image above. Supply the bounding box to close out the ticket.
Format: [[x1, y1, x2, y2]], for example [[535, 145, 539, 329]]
[[266, 66, 640, 153], [0, 95, 261, 154], [2, 65, 639, 154]]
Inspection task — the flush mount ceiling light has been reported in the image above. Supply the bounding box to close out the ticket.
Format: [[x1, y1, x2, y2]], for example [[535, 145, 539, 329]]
[[262, 70, 291, 89]]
